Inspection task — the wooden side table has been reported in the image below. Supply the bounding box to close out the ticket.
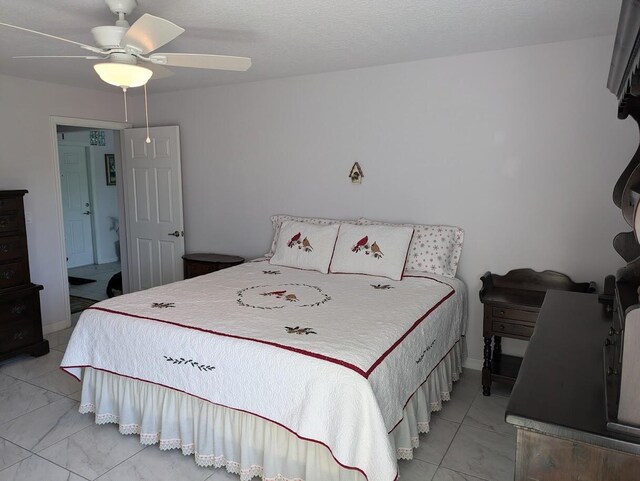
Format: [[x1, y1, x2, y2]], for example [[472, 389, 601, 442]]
[[479, 269, 595, 396], [182, 253, 244, 279]]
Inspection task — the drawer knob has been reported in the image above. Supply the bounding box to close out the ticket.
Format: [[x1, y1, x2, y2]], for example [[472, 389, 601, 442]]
[[609, 327, 620, 337], [0, 244, 9, 253], [10, 304, 26, 315], [499, 324, 505, 331], [0, 218, 7, 228], [0, 269, 15, 280]]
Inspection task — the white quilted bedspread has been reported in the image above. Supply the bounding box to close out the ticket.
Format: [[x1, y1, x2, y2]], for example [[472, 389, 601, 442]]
[[62, 260, 465, 481]]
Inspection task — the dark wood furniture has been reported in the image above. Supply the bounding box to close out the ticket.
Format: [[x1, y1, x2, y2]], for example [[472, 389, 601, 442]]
[[183, 253, 244, 279], [606, 0, 640, 439], [479, 268, 595, 396], [506, 290, 640, 480], [0, 190, 49, 362]]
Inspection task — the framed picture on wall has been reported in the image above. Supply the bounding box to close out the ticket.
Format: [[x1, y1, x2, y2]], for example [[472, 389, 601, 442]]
[[105, 154, 116, 185]]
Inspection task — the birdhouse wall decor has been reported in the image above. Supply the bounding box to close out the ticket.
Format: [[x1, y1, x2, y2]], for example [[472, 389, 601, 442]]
[[349, 162, 364, 184]]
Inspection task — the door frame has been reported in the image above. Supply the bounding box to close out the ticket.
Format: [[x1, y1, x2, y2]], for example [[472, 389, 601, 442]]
[[49, 116, 131, 325]]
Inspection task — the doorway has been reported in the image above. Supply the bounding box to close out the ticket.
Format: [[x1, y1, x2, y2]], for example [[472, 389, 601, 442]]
[[50, 117, 185, 329], [57, 125, 124, 314]]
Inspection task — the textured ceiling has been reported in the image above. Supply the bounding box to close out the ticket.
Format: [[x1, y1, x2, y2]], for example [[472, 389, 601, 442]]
[[0, 0, 620, 93]]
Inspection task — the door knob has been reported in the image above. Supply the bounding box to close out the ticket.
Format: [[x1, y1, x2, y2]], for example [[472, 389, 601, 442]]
[[83, 211, 91, 215], [168, 231, 180, 237]]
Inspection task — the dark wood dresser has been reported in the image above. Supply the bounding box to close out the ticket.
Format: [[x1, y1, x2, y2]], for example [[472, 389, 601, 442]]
[[182, 253, 244, 279], [506, 291, 640, 480], [479, 269, 595, 395], [0, 190, 49, 361]]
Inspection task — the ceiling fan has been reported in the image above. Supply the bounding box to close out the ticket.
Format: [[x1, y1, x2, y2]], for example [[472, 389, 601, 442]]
[[0, 0, 252, 90]]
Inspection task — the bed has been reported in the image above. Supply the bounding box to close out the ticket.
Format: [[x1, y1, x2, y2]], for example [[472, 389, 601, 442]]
[[61, 257, 466, 481]]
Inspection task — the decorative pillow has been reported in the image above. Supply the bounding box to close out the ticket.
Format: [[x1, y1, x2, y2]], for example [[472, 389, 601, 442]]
[[357, 218, 464, 278], [266, 214, 356, 258], [270, 221, 340, 273], [329, 224, 414, 281]]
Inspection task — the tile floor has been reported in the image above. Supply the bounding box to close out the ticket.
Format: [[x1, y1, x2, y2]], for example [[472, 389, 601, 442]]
[[68, 262, 121, 302], [0, 334, 515, 481]]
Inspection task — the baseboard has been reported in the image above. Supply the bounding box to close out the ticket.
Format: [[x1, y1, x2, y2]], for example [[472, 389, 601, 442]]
[[463, 357, 483, 371], [43, 318, 71, 335]]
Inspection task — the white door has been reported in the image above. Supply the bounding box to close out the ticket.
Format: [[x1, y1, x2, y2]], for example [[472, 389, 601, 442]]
[[59, 144, 94, 268], [122, 126, 185, 291]]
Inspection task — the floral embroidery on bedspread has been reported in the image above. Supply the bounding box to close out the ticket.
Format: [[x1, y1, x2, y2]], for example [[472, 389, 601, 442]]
[[284, 326, 317, 335], [236, 284, 331, 310], [371, 284, 394, 290], [415, 338, 437, 364], [164, 356, 216, 371]]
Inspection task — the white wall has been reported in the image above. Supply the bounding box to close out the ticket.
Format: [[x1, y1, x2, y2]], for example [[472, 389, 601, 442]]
[[57, 129, 120, 264], [0, 74, 123, 331], [136, 35, 637, 365]]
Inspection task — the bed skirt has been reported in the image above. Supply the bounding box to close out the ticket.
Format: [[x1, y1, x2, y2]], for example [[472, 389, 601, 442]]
[[77, 341, 462, 481]]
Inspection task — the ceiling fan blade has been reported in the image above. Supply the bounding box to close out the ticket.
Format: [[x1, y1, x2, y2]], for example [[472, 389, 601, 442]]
[[141, 62, 175, 80], [0, 22, 105, 54], [13, 55, 106, 59], [120, 14, 184, 54], [148, 53, 251, 71]]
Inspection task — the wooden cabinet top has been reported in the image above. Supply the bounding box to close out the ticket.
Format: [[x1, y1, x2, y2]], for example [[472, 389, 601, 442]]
[[506, 290, 640, 454], [480, 269, 596, 309]]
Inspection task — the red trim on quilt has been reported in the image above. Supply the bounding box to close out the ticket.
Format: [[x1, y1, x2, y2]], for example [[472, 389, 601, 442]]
[[365, 289, 454, 377], [387, 341, 459, 433], [87, 278, 455, 381], [59, 364, 381, 481], [88, 306, 368, 377], [399, 228, 415, 280], [404, 273, 456, 289]]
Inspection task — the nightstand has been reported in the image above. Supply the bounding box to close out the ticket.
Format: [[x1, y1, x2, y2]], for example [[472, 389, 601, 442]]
[[182, 253, 244, 279], [479, 269, 595, 396]]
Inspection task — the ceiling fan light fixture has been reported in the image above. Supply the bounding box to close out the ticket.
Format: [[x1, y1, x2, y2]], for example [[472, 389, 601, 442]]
[[93, 62, 153, 88]]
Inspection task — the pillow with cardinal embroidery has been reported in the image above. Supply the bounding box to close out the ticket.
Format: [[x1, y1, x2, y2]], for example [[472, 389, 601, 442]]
[[329, 224, 414, 281], [270, 220, 340, 274]]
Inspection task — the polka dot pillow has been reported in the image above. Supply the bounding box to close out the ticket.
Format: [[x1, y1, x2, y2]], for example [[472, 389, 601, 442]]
[[357, 218, 464, 278]]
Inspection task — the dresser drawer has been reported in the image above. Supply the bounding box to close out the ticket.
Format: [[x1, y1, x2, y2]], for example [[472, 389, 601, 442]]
[[492, 320, 535, 339], [0, 237, 26, 262], [0, 290, 40, 325], [0, 318, 37, 351], [492, 307, 538, 323], [0, 214, 21, 234], [0, 260, 28, 289], [0, 197, 19, 213], [0, 285, 43, 354]]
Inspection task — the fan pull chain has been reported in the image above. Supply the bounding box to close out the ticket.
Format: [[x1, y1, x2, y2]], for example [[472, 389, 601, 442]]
[[144, 84, 151, 144], [122, 87, 128, 122]]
